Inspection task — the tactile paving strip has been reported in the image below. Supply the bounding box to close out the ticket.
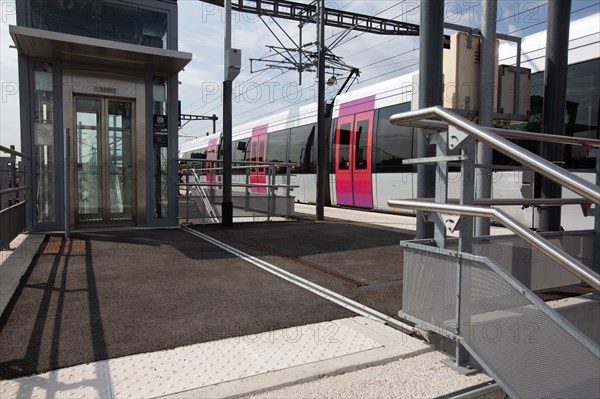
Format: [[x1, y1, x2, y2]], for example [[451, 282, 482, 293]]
[[107, 319, 382, 398], [0, 319, 383, 399]]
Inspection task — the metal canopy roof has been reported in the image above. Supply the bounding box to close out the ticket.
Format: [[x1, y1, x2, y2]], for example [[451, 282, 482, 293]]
[[9, 25, 192, 73]]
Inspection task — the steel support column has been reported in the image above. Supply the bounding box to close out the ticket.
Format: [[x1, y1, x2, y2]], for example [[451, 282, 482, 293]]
[[539, 0, 570, 231], [316, 0, 326, 221], [416, 0, 444, 239], [475, 0, 497, 237], [222, 0, 234, 226]]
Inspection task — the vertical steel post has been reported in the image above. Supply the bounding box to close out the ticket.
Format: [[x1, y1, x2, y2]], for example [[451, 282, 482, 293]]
[[10, 146, 16, 206], [316, 0, 327, 221], [475, 0, 497, 237], [64, 128, 70, 239], [417, 0, 444, 239], [222, 0, 234, 227], [286, 164, 292, 218], [539, 0, 571, 231], [594, 149, 600, 299], [433, 133, 448, 248]]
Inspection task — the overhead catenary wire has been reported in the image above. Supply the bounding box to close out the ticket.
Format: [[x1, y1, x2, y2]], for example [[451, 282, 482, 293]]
[[186, 2, 598, 133]]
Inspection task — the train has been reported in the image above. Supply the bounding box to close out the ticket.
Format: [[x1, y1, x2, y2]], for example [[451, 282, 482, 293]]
[[180, 12, 599, 230]]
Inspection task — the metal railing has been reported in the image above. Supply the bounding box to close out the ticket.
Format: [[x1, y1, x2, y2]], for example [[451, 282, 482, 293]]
[[0, 145, 31, 250], [177, 159, 298, 223], [388, 200, 600, 291], [400, 241, 599, 399], [389, 106, 600, 289], [390, 106, 599, 202], [389, 106, 600, 398]]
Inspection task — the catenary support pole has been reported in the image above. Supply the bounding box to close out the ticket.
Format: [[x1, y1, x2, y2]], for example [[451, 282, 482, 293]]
[[416, 0, 444, 239], [539, 0, 570, 231], [316, 0, 326, 221], [475, 0, 497, 237], [222, 0, 234, 227]]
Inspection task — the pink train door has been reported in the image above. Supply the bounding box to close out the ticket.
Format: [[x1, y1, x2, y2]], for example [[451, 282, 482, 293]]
[[335, 97, 375, 208], [207, 138, 218, 185], [250, 125, 267, 193]]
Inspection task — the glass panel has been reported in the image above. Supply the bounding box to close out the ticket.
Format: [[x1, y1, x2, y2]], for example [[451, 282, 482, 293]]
[[233, 139, 249, 174], [108, 101, 133, 221], [76, 98, 102, 222], [250, 139, 257, 172], [259, 137, 266, 172], [31, 0, 168, 49], [267, 130, 289, 173], [375, 103, 414, 173], [355, 119, 369, 170], [289, 124, 315, 173], [33, 62, 55, 223], [338, 123, 351, 170], [564, 59, 599, 168], [510, 59, 599, 169]]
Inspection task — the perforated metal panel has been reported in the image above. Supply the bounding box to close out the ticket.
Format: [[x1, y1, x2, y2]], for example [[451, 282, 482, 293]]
[[401, 241, 600, 399], [460, 255, 600, 399], [403, 245, 458, 331]]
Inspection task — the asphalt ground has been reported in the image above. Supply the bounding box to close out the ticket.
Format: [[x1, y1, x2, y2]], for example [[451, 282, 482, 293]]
[[192, 217, 415, 316], [0, 220, 413, 381]]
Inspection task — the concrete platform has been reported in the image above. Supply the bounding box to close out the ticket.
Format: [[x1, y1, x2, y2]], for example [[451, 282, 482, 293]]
[[0, 234, 46, 316], [0, 316, 431, 399], [0, 208, 495, 398]]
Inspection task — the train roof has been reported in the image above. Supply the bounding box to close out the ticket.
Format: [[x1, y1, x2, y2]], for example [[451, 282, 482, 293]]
[[498, 12, 600, 72]]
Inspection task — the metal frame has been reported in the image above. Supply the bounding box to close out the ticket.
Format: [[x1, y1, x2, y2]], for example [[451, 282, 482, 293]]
[[390, 106, 600, 203], [0, 145, 31, 249], [177, 158, 299, 223], [389, 201, 600, 291], [400, 240, 599, 399], [391, 106, 599, 381]]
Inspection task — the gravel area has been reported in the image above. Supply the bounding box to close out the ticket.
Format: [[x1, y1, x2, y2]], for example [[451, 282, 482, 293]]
[[247, 351, 493, 399]]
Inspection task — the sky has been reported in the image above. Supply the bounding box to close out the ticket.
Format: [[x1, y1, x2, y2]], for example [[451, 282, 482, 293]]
[[1, 0, 599, 150]]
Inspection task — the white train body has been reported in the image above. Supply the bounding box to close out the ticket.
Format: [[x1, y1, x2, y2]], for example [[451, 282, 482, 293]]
[[180, 13, 599, 230]]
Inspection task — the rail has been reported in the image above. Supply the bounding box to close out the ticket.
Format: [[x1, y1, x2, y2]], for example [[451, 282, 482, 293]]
[[390, 106, 600, 203], [177, 159, 298, 223], [390, 105, 600, 288], [389, 107, 600, 397], [388, 199, 600, 291], [1, 145, 31, 249], [401, 118, 600, 149]]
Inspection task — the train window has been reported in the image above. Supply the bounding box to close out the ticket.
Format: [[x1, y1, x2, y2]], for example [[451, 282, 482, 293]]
[[233, 139, 249, 173], [267, 130, 289, 173], [355, 120, 369, 170], [509, 58, 599, 170], [338, 123, 351, 170], [289, 124, 316, 173], [233, 139, 249, 161], [375, 103, 413, 173]]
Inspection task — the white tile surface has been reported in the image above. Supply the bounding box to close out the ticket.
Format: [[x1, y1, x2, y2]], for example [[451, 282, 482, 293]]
[[107, 319, 382, 398], [0, 362, 112, 399], [3, 317, 418, 399]]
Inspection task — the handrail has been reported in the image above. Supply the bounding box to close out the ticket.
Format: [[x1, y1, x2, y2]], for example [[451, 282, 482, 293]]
[[400, 118, 600, 148], [0, 186, 32, 196], [387, 199, 600, 291], [0, 145, 32, 161], [389, 106, 600, 203], [177, 158, 300, 168]]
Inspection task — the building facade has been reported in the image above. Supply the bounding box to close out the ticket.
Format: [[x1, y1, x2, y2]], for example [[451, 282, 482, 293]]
[[11, 0, 191, 230]]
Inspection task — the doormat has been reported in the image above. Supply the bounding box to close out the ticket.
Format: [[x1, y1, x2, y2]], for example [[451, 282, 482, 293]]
[[41, 238, 86, 254]]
